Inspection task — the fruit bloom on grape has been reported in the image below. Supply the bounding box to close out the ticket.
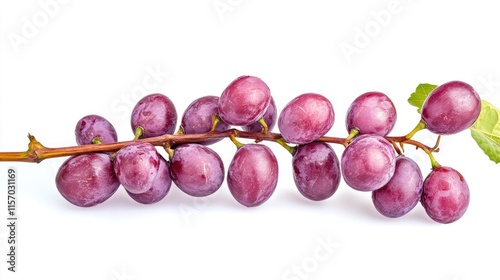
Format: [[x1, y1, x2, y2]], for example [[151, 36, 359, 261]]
[[345, 91, 396, 136], [341, 134, 396, 191], [372, 156, 423, 218], [56, 153, 120, 207], [131, 93, 177, 137], [421, 81, 481, 135], [242, 96, 277, 133], [292, 142, 341, 201], [421, 166, 470, 224], [227, 144, 278, 207], [278, 93, 334, 144], [218, 75, 271, 126], [126, 155, 172, 204], [75, 114, 118, 145]]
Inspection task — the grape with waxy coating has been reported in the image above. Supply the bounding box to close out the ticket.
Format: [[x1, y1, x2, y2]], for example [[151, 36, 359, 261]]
[[126, 155, 172, 204], [56, 153, 120, 207], [75, 114, 118, 145], [170, 144, 224, 197], [372, 156, 423, 218], [242, 96, 277, 133], [421, 166, 470, 224], [345, 91, 396, 136], [341, 134, 396, 191], [278, 93, 334, 144], [218, 75, 271, 126], [131, 93, 177, 137], [292, 142, 341, 201], [421, 81, 481, 135], [180, 95, 230, 145], [227, 144, 278, 207], [113, 142, 160, 194]]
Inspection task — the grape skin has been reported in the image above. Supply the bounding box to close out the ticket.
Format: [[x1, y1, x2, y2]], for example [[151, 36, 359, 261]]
[[56, 153, 120, 207], [227, 144, 279, 207], [170, 144, 224, 197], [75, 114, 118, 145], [242, 96, 277, 133], [292, 142, 341, 201], [372, 156, 423, 218], [345, 92, 396, 136], [421, 81, 481, 135], [278, 93, 335, 144], [131, 93, 177, 137], [180, 95, 230, 145], [127, 155, 172, 204], [341, 134, 396, 191], [218, 75, 271, 126], [113, 142, 160, 194], [421, 166, 470, 224]]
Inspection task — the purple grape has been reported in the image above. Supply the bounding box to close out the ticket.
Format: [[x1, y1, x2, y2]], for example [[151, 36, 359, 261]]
[[131, 93, 177, 138], [341, 134, 396, 191], [421, 81, 481, 135], [345, 92, 397, 136], [218, 75, 271, 126], [126, 155, 172, 204], [56, 153, 120, 207], [170, 144, 224, 197], [278, 93, 334, 144], [113, 142, 160, 194], [292, 142, 341, 201], [242, 96, 277, 133], [75, 114, 118, 145], [372, 156, 423, 218], [180, 95, 230, 145], [421, 166, 470, 224], [227, 144, 278, 207]]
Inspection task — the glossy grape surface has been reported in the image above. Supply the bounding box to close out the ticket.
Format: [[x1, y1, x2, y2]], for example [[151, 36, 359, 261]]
[[75, 114, 118, 145], [278, 93, 334, 144], [127, 155, 172, 204], [218, 75, 271, 126], [292, 142, 341, 201], [372, 156, 423, 218], [227, 144, 278, 207], [56, 153, 120, 207], [345, 91, 396, 136], [114, 142, 160, 194], [341, 134, 396, 191], [170, 144, 224, 197], [131, 93, 177, 137], [242, 96, 277, 133], [421, 81, 481, 134], [421, 166, 470, 224]]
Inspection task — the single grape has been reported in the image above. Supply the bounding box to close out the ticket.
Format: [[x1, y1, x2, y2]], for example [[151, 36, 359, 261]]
[[341, 134, 396, 191], [421, 80, 481, 135], [227, 144, 278, 207], [180, 95, 230, 145], [131, 93, 177, 138], [218, 75, 271, 126], [126, 155, 172, 204], [372, 156, 423, 218], [242, 96, 277, 133], [75, 114, 118, 145], [420, 166, 470, 224], [345, 91, 397, 136], [113, 142, 160, 194], [55, 153, 120, 207], [170, 144, 224, 197], [292, 142, 341, 201]]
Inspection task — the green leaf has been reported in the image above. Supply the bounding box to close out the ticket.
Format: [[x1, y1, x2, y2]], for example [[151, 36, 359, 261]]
[[470, 100, 500, 164], [407, 83, 437, 113]]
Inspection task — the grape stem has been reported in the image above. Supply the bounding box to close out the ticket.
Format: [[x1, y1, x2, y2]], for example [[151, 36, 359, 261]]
[[0, 130, 439, 163]]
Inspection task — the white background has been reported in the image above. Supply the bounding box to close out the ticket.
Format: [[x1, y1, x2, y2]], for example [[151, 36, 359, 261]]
[[1, 1, 499, 279]]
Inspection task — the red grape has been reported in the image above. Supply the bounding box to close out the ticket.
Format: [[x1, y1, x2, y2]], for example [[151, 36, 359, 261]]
[[126, 155, 172, 204], [242, 96, 277, 133], [131, 93, 177, 137], [75, 114, 118, 145], [345, 92, 396, 136]]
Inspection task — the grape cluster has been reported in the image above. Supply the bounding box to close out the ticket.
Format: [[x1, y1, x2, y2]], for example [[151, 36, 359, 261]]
[[56, 76, 481, 224]]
